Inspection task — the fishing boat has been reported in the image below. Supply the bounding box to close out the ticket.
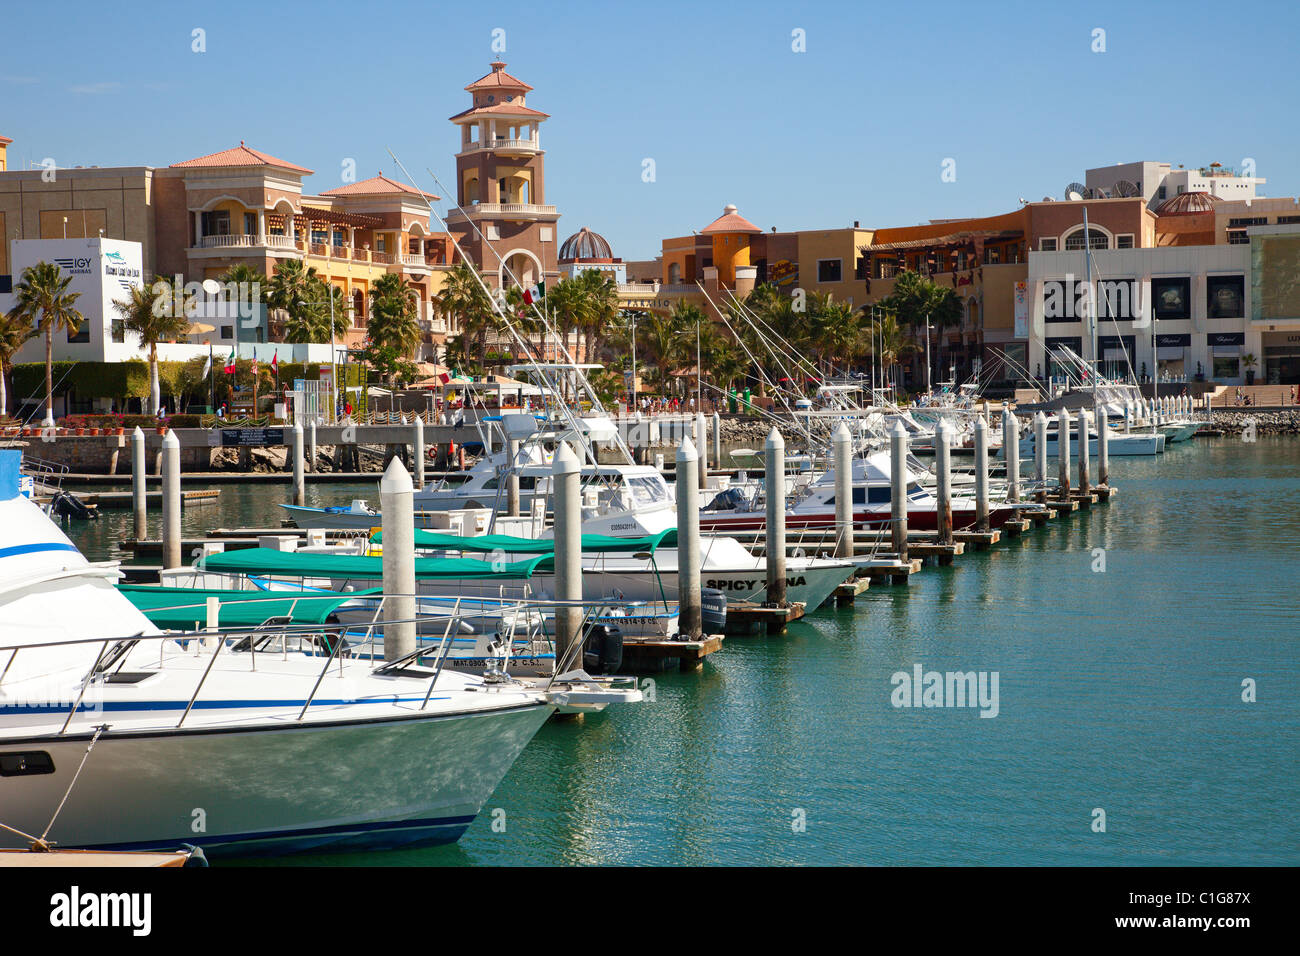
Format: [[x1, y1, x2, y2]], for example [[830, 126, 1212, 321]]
[[0, 449, 566, 857], [1015, 418, 1164, 457], [699, 450, 1015, 534]]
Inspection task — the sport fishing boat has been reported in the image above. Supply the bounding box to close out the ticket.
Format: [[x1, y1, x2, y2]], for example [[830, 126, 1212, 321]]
[[0, 449, 561, 857], [1014, 417, 1164, 457], [698, 450, 1015, 534]]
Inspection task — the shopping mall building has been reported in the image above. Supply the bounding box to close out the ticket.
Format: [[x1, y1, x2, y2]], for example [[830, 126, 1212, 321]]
[[624, 162, 1300, 386]]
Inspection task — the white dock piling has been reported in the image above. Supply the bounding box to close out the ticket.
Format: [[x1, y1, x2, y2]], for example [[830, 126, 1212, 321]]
[[695, 411, 707, 491], [506, 437, 521, 517], [1057, 407, 1071, 498], [890, 421, 909, 561], [379, 457, 416, 661], [676, 437, 703, 639], [131, 426, 147, 542], [1097, 407, 1110, 487], [161, 430, 181, 570], [1077, 409, 1090, 495], [413, 414, 425, 490], [309, 420, 317, 473], [974, 417, 990, 531], [1124, 401, 1132, 434], [832, 422, 854, 558], [552, 442, 583, 667], [1003, 409, 1021, 504], [935, 421, 953, 544], [1034, 412, 1048, 503], [712, 410, 722, 471], [764, 427, 787, 606], [291, 422, 305, 507]]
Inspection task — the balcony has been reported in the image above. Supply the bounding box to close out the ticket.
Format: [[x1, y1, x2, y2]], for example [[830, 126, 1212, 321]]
[[400, 253, 431, 271], [618, 282, 661, 295], [459, 137, 541, 157], [445, 202, 559, 222]]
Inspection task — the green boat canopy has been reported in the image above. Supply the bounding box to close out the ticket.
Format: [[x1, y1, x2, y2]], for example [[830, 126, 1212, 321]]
[[370, 528, 678, 554], [196, 547, 555, 580], [117, 584, 368, 630]]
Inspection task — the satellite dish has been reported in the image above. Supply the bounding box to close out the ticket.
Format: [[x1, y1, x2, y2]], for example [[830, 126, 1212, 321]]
[[1114, 179, 1140, 198], [1065, 182, 1089, 201]]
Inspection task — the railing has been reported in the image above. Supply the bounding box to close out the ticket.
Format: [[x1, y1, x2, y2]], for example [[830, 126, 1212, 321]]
[[462, 138, 540, 153], [618, 282, 661, 295], [195, 234, 260, 249], [446, 203, 558, 218], [400, 253, 429, 268], [370, 251, 395, 264]]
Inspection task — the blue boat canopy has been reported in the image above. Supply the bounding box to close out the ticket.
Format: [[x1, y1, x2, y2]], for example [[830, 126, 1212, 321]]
[[196, 547, 554, 579]]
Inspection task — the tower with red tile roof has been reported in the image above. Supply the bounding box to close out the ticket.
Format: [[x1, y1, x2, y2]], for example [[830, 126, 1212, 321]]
[[447, 61, 559, 291]]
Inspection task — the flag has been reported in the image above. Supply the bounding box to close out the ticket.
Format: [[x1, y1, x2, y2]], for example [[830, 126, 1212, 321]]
[[271, 350, 278, 374], [202, 347, 212, 379], [523, 284, 540, 305], [223, 350, 236, 374], [438, 371, 451, 385]]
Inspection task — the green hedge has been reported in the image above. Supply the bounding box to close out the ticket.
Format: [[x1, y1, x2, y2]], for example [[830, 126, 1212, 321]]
[[12, 360, 325, 402]]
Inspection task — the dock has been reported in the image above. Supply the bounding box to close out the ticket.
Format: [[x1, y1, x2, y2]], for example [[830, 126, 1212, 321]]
[[619, 634, 724, 672], [726, 601, 806, 635]]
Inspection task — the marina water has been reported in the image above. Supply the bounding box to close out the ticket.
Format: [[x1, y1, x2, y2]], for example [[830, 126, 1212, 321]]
[[65, 437, 1300, 866]]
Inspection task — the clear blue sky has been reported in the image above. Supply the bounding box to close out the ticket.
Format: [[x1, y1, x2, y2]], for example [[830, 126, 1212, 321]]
[[3, 0, 1296, 260]]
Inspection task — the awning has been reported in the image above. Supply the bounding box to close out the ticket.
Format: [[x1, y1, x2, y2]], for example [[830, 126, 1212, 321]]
[[117, 584, 367, 629], [372, 529, 677, 554], [197, 547, 554, 580], [1156, 333, 1191, 347], [1208, 332, 1245, 347]]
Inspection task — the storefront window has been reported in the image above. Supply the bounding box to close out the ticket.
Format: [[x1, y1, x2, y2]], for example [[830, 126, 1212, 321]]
[[1213, 355, 1240, 380], [1152, 277, 1191, 320], [1207, 275, 1245, 318]]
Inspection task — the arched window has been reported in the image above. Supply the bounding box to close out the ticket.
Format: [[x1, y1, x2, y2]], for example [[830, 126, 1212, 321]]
[[1063, 227, 1109, 251]]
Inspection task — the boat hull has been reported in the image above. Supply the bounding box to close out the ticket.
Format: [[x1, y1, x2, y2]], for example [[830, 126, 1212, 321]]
[[0, 704, 551, 857]]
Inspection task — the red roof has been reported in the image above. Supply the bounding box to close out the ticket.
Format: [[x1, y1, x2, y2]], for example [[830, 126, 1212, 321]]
[[171, 142, 313, 174], [0, 135, 12, 146], [449, 102, 550, 122], [701, 205, 761, 234], [465, 61, 533, 93], [319, 174, 439, 200]]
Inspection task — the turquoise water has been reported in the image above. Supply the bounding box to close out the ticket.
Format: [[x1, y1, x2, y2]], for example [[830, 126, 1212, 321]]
[[64, 438, 1300, 866]]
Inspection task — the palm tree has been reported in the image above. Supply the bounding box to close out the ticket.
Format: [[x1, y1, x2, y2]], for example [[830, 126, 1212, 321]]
[[437, 263, 494, 371], [0, 311, 36, 418], [861, 312, 918, 393], [576, 269, 618, 361], [544, 277, 591, 364], [6, 262, 84, 425], [266, 260, 321, 340], [113, 278, 193, 414], [880, 269, 963, 382], [366, 273, 421, 385], [810, 295, 860, 377]]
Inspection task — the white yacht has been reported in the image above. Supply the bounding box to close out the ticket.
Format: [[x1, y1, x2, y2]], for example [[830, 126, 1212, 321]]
[[0, 450, 560, 857]]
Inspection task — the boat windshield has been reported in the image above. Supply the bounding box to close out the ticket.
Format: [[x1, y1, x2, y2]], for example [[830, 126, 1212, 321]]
[[627, 476, 670, 506]]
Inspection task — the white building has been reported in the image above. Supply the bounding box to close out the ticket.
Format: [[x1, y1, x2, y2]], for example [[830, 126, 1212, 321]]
[[1028, 244, 1253, 384], [1085, 161, 1265, 210]]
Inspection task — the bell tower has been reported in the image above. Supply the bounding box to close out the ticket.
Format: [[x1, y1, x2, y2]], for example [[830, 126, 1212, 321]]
[[447, 62, 560, 290]]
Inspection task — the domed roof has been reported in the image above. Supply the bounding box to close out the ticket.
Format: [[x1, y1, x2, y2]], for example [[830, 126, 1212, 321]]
[[1156, 191, 1220, 216], [559, 226, 613, 261], [701, 203, 761, 234]]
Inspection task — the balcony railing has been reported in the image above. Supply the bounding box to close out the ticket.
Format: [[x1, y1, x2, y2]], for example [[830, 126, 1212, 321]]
[[195, 233, 301, 250], [618, 282, 662, 295], [400, 253, 430, 268], [462, 137, 541, 154], [370, 250, 395, 265], [446, 202, 558, 219], [194, 234, 442, 270]]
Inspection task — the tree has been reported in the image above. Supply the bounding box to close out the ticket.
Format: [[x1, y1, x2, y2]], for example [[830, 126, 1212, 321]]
[[879, 270, 963, 384], [437, 263, 494, 372], [809, 294, 860, 377], [364, 273, 421, 385], [0, 311, 35, 418], [860, 312, 918, 392], [6, 262, 85, 425], [112, 278, 193, 414], [576, 269, 618, 361], [266, 260, 323, 341], [544, 277, 592, 364]]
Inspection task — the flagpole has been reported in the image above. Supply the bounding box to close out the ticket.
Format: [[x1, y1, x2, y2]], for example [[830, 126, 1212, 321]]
[[208, 343, 214, 415]]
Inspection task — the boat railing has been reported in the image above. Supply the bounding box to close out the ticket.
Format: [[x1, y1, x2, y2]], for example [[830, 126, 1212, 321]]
[[1, 594, 661, 734]]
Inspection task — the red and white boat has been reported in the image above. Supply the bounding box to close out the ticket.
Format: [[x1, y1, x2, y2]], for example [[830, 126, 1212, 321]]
[[699, 451, 1015, 533]]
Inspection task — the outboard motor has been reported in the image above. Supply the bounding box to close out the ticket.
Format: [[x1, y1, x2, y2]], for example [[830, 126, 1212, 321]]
[[50, 490, 98, 520], [582, 622, 624, 675], [707, 487, 748, 512]]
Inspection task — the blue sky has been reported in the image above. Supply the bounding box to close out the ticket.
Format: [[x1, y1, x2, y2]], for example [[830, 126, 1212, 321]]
[[3, 0, 1296, 260]]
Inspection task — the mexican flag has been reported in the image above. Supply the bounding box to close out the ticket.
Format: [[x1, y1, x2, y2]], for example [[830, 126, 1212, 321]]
[[223, 350, 236, 374], [271, 350, 278, 374], [523, 280, 546, 305]]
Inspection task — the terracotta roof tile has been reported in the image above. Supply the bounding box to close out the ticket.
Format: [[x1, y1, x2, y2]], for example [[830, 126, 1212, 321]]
[[700, 205, 761, 234], [465, 61, 533, 92], [319, 174, 439, 200], [449, 102, 550, 122], [170, 142, 313, 174]]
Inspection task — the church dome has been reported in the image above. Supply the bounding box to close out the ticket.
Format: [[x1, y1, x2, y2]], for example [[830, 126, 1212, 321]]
[[559, 226, 613, 261]]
